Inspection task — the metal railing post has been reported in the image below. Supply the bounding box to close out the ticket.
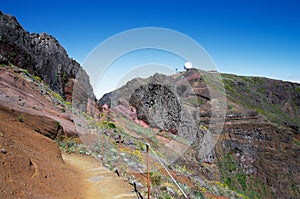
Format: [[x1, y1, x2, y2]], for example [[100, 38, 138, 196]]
[[146, 143, 150, 199]]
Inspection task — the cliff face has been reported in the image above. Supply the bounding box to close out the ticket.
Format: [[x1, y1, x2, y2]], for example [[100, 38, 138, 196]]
[[0, 10, 94, 106], [99, 69, 300, 198]]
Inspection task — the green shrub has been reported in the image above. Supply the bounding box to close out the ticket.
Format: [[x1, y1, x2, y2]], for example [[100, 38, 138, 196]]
[[193, 191, 204, 198], [293, 138, 300, 147], [162, 193, 174, 199], [257, 87, 266, 94], [58, 141, 66, 150], [228, 104, 234, 110], [139, 142, 146, 151], [18, 115, 24, 122], [34, 75, 43, 82], [108, 122, 116, 129], [10, 52, 16, 58], [236, 173, 247, 191], [65, 101, 72, 108], [62, 73, 67, 81], [55, 136, 79, 154], [150, 171, 162, 187], [21, 69, 29, 76]]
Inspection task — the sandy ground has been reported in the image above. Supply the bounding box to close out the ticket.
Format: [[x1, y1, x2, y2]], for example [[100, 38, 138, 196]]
[[63, 153, 137, 199]]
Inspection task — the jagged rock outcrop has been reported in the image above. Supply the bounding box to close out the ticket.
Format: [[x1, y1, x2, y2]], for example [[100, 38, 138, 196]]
[[129, 83, 181, 133], [99, 73, 200, 140], [0, 10, 95, 109]]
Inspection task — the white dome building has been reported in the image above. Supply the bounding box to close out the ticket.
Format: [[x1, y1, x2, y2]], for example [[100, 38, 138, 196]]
[[184, 62, 193, 71]]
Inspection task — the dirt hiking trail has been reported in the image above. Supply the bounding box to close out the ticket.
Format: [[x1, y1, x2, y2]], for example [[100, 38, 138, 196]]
[[63, 153, 137, 199]]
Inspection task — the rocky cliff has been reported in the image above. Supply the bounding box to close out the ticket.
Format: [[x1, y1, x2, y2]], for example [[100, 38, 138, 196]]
[[0, 10, 94, 108], [99, 69, 300, 198]]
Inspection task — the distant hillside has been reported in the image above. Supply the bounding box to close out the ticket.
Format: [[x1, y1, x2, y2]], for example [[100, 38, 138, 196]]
[[99, 69, 300, 198], [222, 73, 300, 131]]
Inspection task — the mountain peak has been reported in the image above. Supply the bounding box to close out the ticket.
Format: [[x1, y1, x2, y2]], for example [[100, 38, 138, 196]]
[[0, 10, 95, 111]]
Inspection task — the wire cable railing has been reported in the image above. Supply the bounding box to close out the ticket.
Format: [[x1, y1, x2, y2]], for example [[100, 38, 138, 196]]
[[146, 143, 189, 199], [97, 131, 190, 198]]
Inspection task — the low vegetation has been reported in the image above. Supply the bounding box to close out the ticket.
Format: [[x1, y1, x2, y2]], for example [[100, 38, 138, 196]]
[[221, 74, 300, 129]]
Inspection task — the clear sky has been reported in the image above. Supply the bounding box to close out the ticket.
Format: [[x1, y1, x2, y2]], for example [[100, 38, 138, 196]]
[[1, 0, 300, 97]]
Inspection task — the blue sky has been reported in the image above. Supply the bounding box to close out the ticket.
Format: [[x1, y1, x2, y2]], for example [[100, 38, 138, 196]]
[[1, 0, 300, 96]]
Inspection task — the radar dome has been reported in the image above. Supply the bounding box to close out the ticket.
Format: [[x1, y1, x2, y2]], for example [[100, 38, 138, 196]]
[[184, 62, 193, 70]]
